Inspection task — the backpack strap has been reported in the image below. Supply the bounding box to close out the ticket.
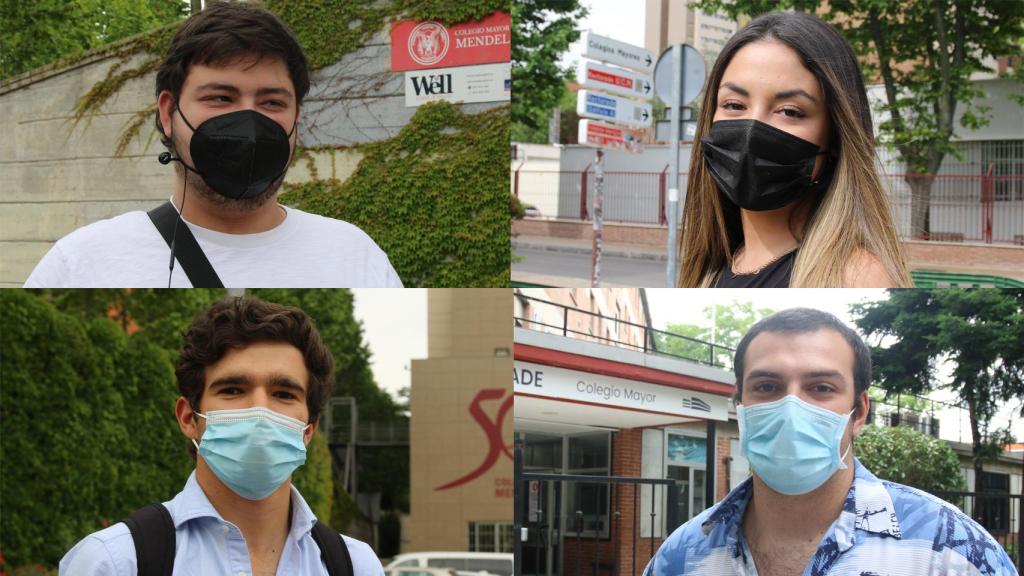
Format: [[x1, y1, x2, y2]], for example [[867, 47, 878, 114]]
[[147, 201, 224, 288], [121, 503, 175, 576], [310, 520, 354, 576]]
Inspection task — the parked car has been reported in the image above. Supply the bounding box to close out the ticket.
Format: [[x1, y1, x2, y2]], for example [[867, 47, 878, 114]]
[[385, 552, 513, 576]]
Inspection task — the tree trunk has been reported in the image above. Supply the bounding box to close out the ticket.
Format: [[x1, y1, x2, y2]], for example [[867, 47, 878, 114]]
[[907, 172, 935, 240], [967, 400, 984, 504]]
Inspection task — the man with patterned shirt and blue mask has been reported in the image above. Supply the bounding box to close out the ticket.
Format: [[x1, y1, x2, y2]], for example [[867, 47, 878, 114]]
[[60, 297, 383, 575], [645, 308, 1016, 576]]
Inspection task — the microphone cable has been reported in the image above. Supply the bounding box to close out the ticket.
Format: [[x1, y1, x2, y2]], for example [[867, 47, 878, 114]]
[[158, 152, 189, 288]]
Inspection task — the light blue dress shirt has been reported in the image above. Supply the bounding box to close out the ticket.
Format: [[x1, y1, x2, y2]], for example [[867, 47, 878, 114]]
[[59, 470, 385, 576], [644, 458, 1018, 576]]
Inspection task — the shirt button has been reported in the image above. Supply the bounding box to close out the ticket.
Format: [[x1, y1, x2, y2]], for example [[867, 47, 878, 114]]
[[238, 572, 246, 576], [222, 524, 230, 533]]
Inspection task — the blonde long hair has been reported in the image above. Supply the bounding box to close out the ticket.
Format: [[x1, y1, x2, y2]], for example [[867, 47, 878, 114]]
[[676, 12, 911, 287]]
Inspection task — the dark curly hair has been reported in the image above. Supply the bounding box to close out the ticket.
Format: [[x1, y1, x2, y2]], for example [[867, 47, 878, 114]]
[[176, 297, 334, 456], [154, 1, 310, 150]]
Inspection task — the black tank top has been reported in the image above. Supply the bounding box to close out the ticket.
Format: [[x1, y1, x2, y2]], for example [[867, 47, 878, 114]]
[[714, 249, 797, 288]]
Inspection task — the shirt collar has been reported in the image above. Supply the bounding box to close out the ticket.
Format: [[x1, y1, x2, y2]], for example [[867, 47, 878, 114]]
[[165, 469, 319, 540], [700, 458, 902, 544]]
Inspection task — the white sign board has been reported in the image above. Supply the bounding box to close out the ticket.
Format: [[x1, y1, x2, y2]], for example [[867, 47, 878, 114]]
[[577, 61, 653, 100], [404, 62, 510, 107], [583, 31, 655, 73], [576, 89, 653, 128], [513, 361, 730, 422], [578, 119, 645, 153]]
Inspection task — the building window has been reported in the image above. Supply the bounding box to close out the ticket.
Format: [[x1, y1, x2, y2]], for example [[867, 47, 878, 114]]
[[980, 140, 1024, 201], [468, 521, 514, 553], [665, 431, 709, 525]]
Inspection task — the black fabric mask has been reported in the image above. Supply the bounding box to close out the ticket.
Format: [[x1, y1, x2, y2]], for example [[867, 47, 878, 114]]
[[176, 106, 296, 200], [701, 119, 828, 211]]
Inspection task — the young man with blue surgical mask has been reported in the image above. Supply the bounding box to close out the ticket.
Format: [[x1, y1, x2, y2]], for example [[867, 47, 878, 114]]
[[60, 297, 383, 575], [645, 308, 1015, 576]]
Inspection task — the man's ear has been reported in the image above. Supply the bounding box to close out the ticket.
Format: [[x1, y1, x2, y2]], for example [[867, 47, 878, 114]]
[[304, 418, 318, 445], [175, 396, 204, 441], [157, 90, 176, 140], [852, 390, 870, 436]]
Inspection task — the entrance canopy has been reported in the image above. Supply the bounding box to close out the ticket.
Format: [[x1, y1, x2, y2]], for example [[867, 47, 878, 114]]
[[514, 328, 735, 432]]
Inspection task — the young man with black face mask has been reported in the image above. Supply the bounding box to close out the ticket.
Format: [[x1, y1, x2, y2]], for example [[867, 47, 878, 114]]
[[644, 308, 1016, 576], [60, 297, 383, 575], [24, 2, 402, 288]]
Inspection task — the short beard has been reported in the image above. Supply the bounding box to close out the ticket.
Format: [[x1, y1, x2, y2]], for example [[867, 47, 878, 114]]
[[168, 132, 286, 215]]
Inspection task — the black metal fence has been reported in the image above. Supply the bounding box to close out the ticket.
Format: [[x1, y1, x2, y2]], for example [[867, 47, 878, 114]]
[[933, 491, 1023, 572], [515, 472, 678, 576], [514, 294, 735, 369]]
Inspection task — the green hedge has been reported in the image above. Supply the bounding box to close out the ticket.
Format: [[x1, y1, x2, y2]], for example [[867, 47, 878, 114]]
[[0, 291, 345, 568], [856, 424, 967, 495], [282, 101, 511, 287]]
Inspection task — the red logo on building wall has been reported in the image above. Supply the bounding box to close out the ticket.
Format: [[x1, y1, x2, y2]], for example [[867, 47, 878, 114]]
[[435, 388, 513, 491], [391, 11, 511, 72], [408, 21, 450, 66]]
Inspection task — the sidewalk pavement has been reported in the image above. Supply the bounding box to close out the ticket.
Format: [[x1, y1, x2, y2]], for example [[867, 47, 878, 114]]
[[512, 235, 669, 261]]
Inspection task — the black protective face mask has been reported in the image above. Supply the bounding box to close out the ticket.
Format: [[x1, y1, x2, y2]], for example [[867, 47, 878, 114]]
[[701, 119, 829, 211], [176, 106, 296, 200]]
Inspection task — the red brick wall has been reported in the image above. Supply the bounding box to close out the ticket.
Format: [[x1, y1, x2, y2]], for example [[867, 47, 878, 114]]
[[513, 218, 669, 247]]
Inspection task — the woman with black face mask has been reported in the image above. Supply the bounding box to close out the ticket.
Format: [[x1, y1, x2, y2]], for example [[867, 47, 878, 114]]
[[676, 11, 912, 288]]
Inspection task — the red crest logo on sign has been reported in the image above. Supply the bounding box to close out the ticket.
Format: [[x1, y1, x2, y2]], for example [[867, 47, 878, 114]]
[[434, 388, 513, 491], [408, 21, 449, 66]]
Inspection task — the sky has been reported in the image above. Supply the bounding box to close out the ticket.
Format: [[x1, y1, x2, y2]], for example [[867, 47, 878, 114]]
[[644, 288, 1024, 444], [350, 289, 428, 400], [559, 0, 647, 70]]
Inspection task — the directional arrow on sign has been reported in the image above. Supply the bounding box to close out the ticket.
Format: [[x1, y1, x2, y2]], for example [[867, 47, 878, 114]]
[[576, 90, 654, 128], [577, 61, 654, 101], [582, 31, 655, 74]]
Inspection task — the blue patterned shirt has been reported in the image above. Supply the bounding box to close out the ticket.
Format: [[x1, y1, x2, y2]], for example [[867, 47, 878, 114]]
[[644, 459, 1017, 575]]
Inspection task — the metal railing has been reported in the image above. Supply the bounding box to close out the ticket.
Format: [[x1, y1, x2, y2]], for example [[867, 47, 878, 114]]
[[516, 472, 679, 576], [512, 168, 1024, 244], [514, 294, 735, 369]]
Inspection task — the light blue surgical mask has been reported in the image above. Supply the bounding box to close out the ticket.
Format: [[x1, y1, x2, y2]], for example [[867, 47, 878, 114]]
[[737, 395, 854, 495], [192, 406, 310, 501]]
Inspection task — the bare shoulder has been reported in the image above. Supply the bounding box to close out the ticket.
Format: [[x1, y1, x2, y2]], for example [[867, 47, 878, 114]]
[[844, 249, 895, 288]]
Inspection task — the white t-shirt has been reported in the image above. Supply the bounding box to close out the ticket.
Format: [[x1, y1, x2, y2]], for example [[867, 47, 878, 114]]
[[24, 206, 403, 288]]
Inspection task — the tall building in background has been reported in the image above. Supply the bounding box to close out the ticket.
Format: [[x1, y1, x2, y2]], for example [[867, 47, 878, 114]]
[[645, 0, 742, 66], [408, 289, 513, 553]]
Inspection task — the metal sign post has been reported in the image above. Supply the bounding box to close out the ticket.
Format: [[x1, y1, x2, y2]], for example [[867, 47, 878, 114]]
[[667, 44, 683, 287], [654, 44, 706, 287], [591, 149, 605, 287]]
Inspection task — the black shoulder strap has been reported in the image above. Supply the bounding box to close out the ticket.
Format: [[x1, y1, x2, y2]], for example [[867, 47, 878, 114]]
[[310, 520, 354, 576], [121, 503, 175, 576], [147, 201, 224, 288]]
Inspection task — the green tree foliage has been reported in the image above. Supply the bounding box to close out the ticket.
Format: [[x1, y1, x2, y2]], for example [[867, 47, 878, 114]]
[[0, 0, 187, 80], [1, 290, 193, 568], [656, 301, 775, 367], [281, 102, 510, 288], [855, 425, 967, 497], [512, 0, 588, 143], [292, 430, 334, 525], [690, 0, 1024, 238], [852, 288, 1024, 486]]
